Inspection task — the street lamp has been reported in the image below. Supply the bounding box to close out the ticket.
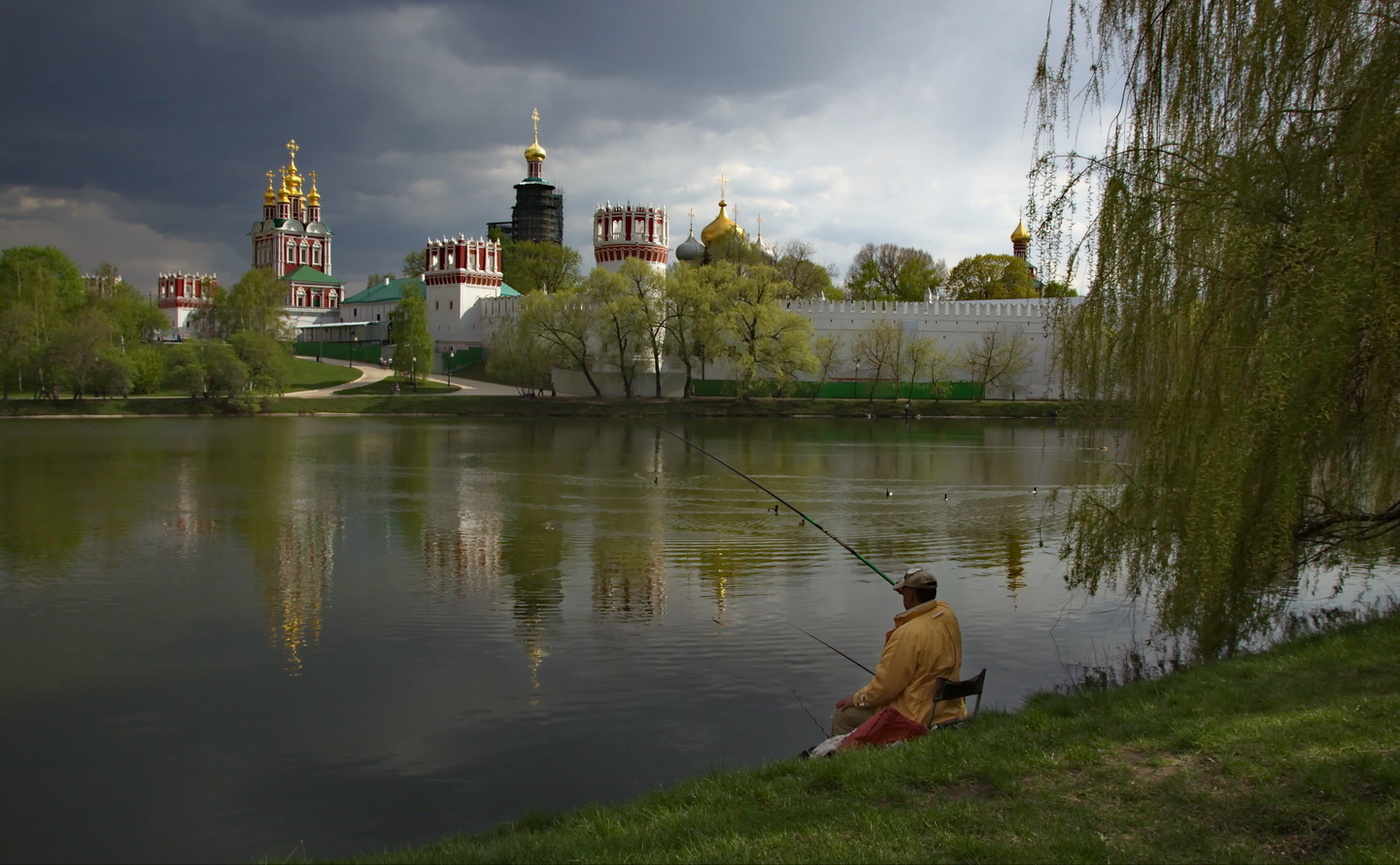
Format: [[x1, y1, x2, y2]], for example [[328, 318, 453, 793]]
[[349, 334, 357, 368], [854, 359, 861, 400], [411, 356, 417, 391], [447, 348, 455, 387]]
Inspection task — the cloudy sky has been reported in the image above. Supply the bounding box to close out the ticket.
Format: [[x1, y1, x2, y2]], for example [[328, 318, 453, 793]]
[[0, 0, 1072, 294]]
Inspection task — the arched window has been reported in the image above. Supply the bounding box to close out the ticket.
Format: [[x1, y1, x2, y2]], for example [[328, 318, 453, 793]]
[[295, 288, 306, 306], [312, 243, 321, 266], [286, 240, 295, 262], [299, 241, 308, 264]]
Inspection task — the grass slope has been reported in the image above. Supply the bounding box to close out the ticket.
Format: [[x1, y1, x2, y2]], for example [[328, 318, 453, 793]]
[[341, 613, 1400, 863]]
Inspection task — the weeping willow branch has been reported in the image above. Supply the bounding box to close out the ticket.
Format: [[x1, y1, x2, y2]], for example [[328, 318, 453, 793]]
[[1032, 0, 1400, 657]]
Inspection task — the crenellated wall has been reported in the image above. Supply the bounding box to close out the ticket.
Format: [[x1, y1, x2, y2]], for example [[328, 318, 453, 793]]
[[453, 294, 1082, 399]]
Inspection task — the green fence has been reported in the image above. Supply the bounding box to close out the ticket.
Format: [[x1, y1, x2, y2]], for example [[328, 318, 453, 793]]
[[293, 341, 382, 366], [689, 380, 984, 400], [442, 346, 483, 373]]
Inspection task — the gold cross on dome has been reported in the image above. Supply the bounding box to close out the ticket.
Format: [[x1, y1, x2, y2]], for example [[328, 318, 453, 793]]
[[531, 108, 539, 137], [717, 171, 728, 202]]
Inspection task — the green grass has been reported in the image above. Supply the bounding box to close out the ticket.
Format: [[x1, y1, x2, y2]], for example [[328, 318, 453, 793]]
[[335, 375, 457, 396], [286, 357, 362, 391], [334, 612, 1400, 863]]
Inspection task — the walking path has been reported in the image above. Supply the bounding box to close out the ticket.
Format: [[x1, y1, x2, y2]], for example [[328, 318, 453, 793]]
[[286, 358, 519, 397]]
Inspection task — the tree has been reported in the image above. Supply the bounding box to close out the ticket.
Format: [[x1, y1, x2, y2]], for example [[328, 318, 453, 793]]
[[1031, 0, 1400, 654], [0, 246, 84, 398], [959, 328, 1034, 400], [944, 254, 1036, 300], [501, 239, 583, 294], [486, 315, 554, 395], [581, 267, 647, 397], [812, 334, 847, 399], [167, 342, 206, 398], [775, 239, 839, 300], [851, 319, 906, 401], [659, 265, 720, 397], [899, 333, 943, 401], [618, 259, 667, 397], [400, 249, 427, 278], [709, 261, 816, 398], [846, 244, 947, 301], [194, 268, 289, 340], [389, 282, 432, 389], [366, 272, 396, 288], [517, 287, 604, 396], [230, 331, 290, 395]]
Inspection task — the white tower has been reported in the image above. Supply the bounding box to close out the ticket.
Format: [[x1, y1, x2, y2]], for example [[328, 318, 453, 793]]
[[592, 202, 669, 273], [422, 234, 504, 339]]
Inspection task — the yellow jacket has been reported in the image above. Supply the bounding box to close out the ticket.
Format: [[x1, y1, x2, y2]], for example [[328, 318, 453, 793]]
[[853, 599, 964, 727]]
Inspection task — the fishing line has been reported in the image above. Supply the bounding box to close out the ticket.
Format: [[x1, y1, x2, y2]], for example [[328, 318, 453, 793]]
[[645, 420, 894, 585], [788, 622, 875, 676], [789, 686, 828, 736]]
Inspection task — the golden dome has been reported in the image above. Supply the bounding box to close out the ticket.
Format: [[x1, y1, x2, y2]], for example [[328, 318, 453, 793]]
[[283, 139, 303, 196], [701, 200, 738, 245], [277, 168, 290, 203], [1010, 219, 1031, 243], [524, 107, 546, 162], [307, 171, 321, 206], [263, 170, 277, 205]]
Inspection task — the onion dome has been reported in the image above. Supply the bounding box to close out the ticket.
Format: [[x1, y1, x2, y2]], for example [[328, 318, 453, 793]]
[[701, 200, 738, 245], [263, 171, 277, 205], [306, 171, 321, 206], [1010, 219, 1031, 243], [277, 167, 290, 203], [676, 231, 705, 262], [524, 107, 547, 162]]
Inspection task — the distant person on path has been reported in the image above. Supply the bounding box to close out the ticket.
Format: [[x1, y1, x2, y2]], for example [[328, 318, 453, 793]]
[[829, 567, 965, 739]]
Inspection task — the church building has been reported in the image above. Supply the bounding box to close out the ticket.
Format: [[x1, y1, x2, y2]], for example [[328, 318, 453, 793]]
[[249, 140, 345, 329]]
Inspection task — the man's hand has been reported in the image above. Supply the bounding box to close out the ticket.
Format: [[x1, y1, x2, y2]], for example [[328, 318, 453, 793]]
[[835, 694, 856, 710]]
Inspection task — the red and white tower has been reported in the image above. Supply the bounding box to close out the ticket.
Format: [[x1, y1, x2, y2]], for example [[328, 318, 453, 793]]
[[422, 234, 505, 340], [592, 202, 669, 273], [156, 272, 219, 333]]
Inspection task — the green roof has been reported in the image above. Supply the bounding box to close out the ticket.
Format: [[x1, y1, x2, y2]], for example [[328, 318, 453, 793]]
[[343, 277, 424, 304], [282, 265, 344, 287], [343, 277, 518, 304]]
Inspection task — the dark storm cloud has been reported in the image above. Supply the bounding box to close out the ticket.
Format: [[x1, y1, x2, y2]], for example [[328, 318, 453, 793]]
[[1, 0, 1061, 286]]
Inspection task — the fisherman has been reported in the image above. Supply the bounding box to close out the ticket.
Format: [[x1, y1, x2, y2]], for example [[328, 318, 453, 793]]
[[829, 567, 964, 739]]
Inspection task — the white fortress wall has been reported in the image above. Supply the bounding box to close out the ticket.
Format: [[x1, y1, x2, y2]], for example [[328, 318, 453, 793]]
[[462, 295, 1080, 399]]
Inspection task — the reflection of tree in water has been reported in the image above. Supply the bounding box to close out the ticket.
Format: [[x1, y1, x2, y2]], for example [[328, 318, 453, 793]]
[[0, 422, 180, 578], [501, 515, 565, 688], [591, 535, 667, 619]]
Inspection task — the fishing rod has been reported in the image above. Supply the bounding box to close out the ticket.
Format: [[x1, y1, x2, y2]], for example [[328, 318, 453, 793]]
[[788, 622, 875, 676], [646, 420, 894, 585]]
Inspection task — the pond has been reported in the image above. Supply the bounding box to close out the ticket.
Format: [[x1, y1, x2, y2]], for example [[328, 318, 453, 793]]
[[0, 416, 1392, 863]]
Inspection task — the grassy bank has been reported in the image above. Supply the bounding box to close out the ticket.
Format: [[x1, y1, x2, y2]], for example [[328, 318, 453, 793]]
[[0, 394, 1069, 419], [339, 613, 1400, 863]]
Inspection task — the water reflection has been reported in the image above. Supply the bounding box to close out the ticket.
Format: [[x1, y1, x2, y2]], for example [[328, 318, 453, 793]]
[[0, 417, 1395, 865]]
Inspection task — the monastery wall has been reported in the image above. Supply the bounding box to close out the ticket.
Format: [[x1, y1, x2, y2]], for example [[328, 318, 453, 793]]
[[458, 295, 1081, 400]]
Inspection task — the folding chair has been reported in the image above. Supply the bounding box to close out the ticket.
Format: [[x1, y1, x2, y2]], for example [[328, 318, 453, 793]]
[[929, 668, 986, 730]]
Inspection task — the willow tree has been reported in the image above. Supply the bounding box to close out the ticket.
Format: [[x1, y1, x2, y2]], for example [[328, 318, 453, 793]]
[[1032, 0, 1400, 654]]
